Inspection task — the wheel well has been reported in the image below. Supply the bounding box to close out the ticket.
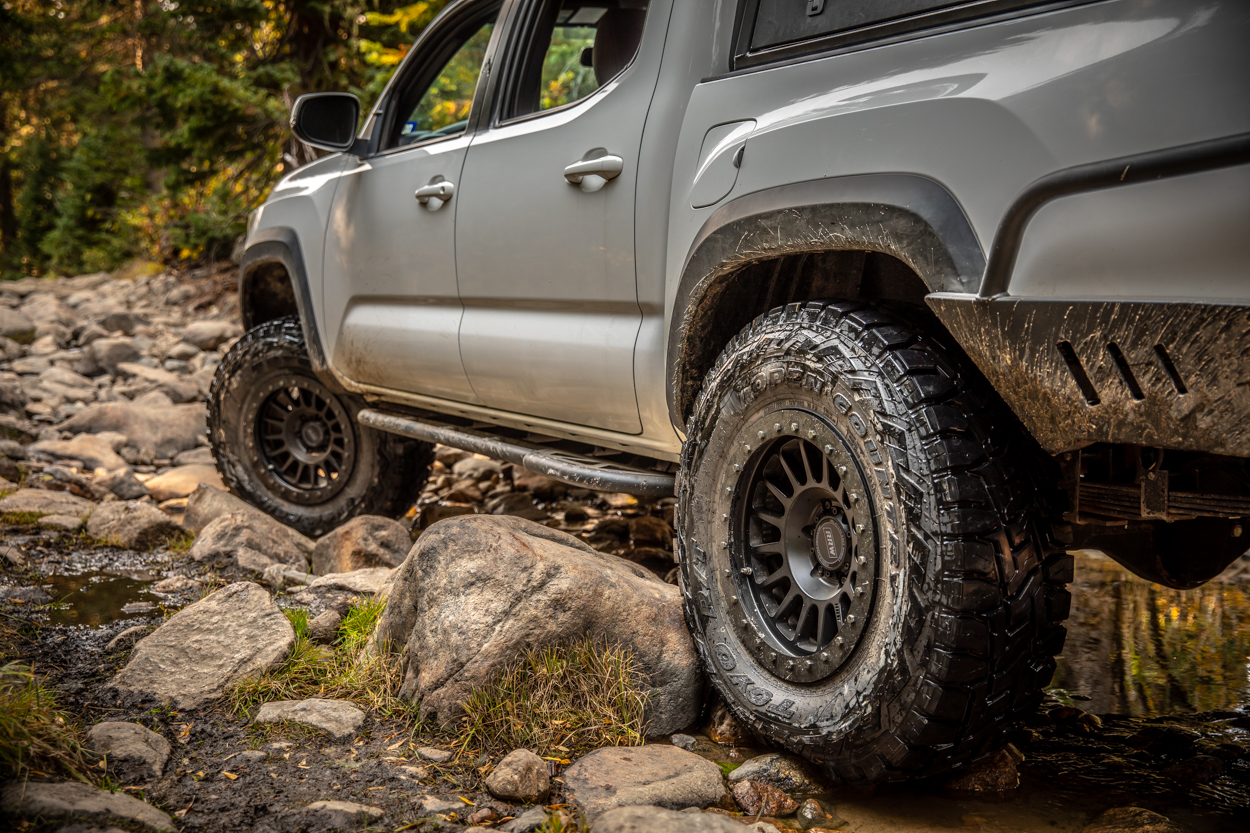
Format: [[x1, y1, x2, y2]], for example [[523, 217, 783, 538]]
[[241, 260, 299, 330], [675, 249, 937, 422]]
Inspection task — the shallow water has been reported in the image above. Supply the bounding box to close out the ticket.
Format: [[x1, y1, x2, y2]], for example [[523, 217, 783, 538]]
[[1055, 550, 1250, 716], [42, 570, 160, 626]]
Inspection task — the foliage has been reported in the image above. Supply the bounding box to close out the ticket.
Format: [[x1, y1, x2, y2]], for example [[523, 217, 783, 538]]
[[456, 638, 649, 759], [0, 1, 453, 278], [229, 597, 413, 723], [0, 662, 99, 784]]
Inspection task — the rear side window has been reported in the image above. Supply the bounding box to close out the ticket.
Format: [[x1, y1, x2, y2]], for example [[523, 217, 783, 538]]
[[750, 0, 960, 51], [734, 0, 1061, 68]]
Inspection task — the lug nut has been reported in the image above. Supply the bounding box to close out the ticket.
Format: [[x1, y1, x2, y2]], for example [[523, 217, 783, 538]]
[[847, 614, 856, 624], [835, 636, 844, 646], [740, 567, 753, 575], [820, 652, 829, 661], [758, 430, 767, 439], [838, 465, 847, 476]]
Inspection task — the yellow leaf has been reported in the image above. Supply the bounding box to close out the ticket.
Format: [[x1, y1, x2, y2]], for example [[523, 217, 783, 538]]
[[221, 771, 238, 780], [458, 796, 475, 805]]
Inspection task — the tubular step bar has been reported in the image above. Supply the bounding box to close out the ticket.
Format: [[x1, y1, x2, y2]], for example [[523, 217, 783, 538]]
[[357, 409, 676, 498]]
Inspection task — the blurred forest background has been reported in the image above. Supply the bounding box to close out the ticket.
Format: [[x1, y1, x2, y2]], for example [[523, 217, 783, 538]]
[[0, 0, 454, 280]]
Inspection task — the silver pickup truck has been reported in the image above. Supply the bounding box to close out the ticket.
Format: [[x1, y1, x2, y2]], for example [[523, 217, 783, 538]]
[[215, 0, 1250, 783]]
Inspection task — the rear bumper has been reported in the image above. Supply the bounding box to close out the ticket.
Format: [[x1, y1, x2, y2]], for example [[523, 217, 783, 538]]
[[927, 295, 1250, 458]]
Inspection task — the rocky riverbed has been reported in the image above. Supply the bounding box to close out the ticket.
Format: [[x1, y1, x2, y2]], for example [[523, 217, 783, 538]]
[[2, 268, 1249, 833]]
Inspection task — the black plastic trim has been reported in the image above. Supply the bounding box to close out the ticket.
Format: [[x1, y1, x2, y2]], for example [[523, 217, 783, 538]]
[[979, 131, 1250, 298], [239, 227, 343, 393], [667, 173, 984, 428], [358, 409, 675, 496]]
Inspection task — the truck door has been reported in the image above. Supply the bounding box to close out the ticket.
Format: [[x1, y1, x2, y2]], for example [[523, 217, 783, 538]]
[[322, 1, 504, 403], [454, 0, 663, 434]]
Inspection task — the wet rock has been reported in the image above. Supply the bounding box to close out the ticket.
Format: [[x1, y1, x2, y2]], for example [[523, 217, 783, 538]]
[[0, 487, 93, 519], [629, 516, 673, 547], [106, 625, 152, 651], [670, 734, 697, 751], [512, 469, 565, 500], [29, 433, 129, 471], [180, 320, 240, 350], [485, 748, 550, 802], [419, 501, 476, 527], [88, 721, 171, 782], [190, 511, 311, 569], [0, 307, 36, 343], [90, 337, 141, 374], [563, 745, 729, 819], [592, 806, 747, 833], [452, 455, 504, 481], [311, 514, 411, 575], [106, 581, 294, 709], [0, 780, 173, 831], [300, 800, 384, 828], [85, 501, 187, 550], [95, 466, 150, 500], [795, 798, 841, 829], [254, 698, 365, 741], [731, 780, 797, 817], [372, 515, 702, 734], [728, 753, 822, 794], [1126, 725, 1201, 757], [703, 694, 753, 746], [943, 744, 1024, 792], [1082, 806, 1184, 833], [306, 567, 393, 596], [446, 481, 484, 503], [143, 464, 224, 502], [0, 585, 52, 604], [59, 393, 206, 458], [486, 491, 548, 520], [416, 746, 455, 763], [307, 608, 343, 643], [1161, 754, 1223, 785]]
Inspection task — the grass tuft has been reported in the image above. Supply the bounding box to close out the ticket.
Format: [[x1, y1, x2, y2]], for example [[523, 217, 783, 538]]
[[456, 638, 649, 759], [0, 662, 98, 784], [228, 599, 413, 723], [166, 531, 195, 554]]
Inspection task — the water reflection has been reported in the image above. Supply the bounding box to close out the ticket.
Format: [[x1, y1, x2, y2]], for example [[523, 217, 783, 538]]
[[43, 571, 158, 627], [1054, 550, 1250, 716]]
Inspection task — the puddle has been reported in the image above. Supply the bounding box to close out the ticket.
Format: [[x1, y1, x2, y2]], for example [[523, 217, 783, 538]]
[[42, 570, 160, 627], [1055, 550, 1250, 716]]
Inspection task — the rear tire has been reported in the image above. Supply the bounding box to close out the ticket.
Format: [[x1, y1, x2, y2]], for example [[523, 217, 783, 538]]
[[208, 317, 433, 538], [678, 301, 1071, 783]]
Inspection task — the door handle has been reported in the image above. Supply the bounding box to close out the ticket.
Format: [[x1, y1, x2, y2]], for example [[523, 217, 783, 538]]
[[563, 155, 624, 185], [415, 180, 455, 204]]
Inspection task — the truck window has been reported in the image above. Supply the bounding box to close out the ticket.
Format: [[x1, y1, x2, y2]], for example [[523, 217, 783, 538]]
[[501, 0, 649, 121], [736, 0, 1055, 67], [384, 1, 504, 150]]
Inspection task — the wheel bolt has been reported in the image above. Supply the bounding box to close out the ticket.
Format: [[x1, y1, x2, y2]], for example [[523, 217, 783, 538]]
[[835, 636, 844, 646], [820, 652, 829, 661], [838, 465, 847, 476], [847, 614, 856, 624], [758, 430, 766, 439], [740, 567, 753, 575]]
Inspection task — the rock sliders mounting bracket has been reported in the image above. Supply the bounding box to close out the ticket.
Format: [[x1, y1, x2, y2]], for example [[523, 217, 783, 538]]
[[357, 409, 676, 497]]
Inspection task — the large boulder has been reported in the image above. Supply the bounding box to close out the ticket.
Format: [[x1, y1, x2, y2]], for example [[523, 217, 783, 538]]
[[189, 511, 311, 569], [106, 582, 294, 710], [86, 501, 187, 550], [562, 746, 729, 820], [183, 483, 265, 533], [371, 515, 702, 735], [59, 393, 206, 458], [593, 806, 748, 833], [181, 320, 241, 350], [311, 515, 411, 575], [90, 336, 141, 374]]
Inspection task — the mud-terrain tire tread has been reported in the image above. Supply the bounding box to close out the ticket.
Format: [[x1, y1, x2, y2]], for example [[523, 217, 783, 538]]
[[678, 300, 1070, 783], [208, 316, 433, 537]]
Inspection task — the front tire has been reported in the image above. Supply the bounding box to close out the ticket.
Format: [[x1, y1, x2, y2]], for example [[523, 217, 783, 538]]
[[208, 317, 433, 538], [678, 302, 1071, 783]]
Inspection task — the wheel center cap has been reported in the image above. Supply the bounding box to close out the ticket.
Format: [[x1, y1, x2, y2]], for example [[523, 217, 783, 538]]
[[300, 421, 326, 448], [813, 516, 849, 571]]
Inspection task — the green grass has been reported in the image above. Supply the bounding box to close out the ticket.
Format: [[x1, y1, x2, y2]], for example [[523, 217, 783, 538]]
[[455, 638, 649, 760], [228, 598, 414, 724], [0, 662, 99, 784], [166, 531, 196, 554], [1, 511, 45, 528]]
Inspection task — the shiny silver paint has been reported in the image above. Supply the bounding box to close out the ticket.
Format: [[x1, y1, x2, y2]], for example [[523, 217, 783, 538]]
[[246, 0, 1249, 462]]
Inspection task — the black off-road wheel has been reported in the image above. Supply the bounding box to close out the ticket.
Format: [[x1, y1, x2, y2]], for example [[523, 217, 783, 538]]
[[208, 317, 433, 538], [678, 301, 1072, 783]]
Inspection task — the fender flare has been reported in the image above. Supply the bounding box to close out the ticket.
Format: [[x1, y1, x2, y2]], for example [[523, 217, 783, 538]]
[[239, 226, 342, 392], [667, 173, 985, 427]]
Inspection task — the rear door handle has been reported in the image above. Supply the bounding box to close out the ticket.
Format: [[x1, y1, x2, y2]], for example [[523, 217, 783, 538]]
[[415, 180, 455, 204], [563, 155, 624, 185]]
